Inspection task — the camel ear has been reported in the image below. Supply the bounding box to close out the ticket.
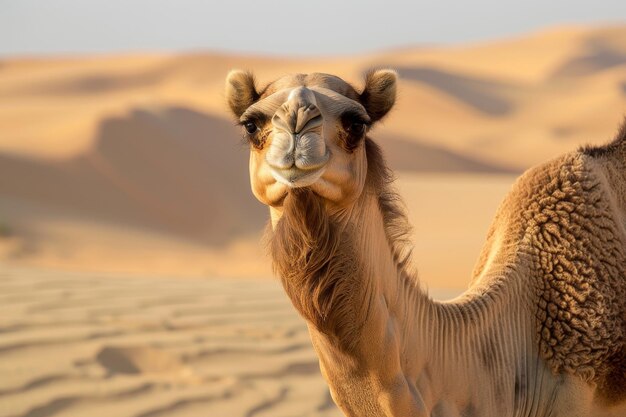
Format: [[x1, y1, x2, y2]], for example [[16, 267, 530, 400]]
[[360, 69, 397, 123], [225, 70, 259, 118]]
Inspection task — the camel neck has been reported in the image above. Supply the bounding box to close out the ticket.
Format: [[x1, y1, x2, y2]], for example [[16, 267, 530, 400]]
[[268, 187, 404, 348], [268, 185, 436, 415]]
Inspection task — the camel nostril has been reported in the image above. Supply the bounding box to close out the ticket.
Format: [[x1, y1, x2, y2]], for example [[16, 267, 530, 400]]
[[272, 104, 322, 136], [266, 87, 329, 186], [294, 105, 321, 134], [272, 87, 321, 135]]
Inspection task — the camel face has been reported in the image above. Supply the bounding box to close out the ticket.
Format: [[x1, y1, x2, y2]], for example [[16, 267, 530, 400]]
[[225, 70, 397, 207]]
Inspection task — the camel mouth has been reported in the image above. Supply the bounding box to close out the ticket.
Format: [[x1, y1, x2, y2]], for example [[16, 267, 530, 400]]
[[269, 165, 327, 188]]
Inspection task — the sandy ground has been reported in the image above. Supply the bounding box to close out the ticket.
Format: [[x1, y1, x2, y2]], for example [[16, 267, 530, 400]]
[[0, 266, 455, 417]]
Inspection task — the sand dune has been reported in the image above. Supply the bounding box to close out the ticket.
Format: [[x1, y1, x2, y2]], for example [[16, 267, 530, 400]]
[[0, 107, 264, 244], [549, 29, 626, 78], [396, 66, 518, 116], [380, 134, 514, 173], [1, 25, 624, 163], [0, 102, 503, 242], [0, 24, 624, 281]]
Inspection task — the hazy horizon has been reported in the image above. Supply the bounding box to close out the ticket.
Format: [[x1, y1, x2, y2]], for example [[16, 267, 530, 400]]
[[2, 0, 625, 57]]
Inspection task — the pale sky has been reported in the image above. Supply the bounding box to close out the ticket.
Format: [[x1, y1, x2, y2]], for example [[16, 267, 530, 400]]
[[1, 0, 625, 56]]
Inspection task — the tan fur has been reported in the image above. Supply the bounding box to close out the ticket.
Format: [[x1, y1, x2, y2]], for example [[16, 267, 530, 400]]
[[225, 70, 259, 117], [226, 70, 626, 417]]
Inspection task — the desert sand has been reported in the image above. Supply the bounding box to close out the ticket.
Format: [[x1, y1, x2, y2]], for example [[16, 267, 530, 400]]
[[0, 24, 625, 416], [0, 266, 341, 417]]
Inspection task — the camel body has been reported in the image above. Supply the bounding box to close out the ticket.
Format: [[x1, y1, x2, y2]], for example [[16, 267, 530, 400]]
[[225, 70, 626, 416]]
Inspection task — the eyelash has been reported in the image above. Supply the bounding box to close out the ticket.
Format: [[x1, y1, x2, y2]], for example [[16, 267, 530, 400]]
[[240, 120, 267, 148], [243, 121, 257, 134]]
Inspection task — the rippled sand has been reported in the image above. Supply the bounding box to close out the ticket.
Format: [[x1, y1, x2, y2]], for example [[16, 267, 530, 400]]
[[0, 267, 341, 417]]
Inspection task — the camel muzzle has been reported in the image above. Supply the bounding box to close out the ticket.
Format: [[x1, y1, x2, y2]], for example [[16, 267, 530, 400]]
[[266, 87, 330, 187]]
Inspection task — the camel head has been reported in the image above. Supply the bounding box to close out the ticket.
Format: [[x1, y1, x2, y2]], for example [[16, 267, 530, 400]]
[[225, 70, 397, 209]]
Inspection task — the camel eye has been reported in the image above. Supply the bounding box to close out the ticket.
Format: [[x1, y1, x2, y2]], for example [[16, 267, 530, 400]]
[[349, 122, 366, 136], [244, 122, 257, 134], [340, 111, 369, 151]]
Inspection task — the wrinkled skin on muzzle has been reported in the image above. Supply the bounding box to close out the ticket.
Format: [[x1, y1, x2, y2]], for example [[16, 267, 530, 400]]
[[266, 87, 330, 187]]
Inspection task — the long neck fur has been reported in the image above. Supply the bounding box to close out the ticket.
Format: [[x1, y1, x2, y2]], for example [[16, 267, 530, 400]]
[[269, 140, 414, 347]]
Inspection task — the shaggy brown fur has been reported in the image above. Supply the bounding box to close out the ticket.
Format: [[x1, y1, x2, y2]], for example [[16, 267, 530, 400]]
[[365, 140, 414, 270], [269, 187, 363, 350], [520, 153, 626, 403], [268, 139, 413, 351]]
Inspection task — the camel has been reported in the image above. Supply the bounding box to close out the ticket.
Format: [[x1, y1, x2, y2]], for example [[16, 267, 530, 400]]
[[224, 69, 626, 417]]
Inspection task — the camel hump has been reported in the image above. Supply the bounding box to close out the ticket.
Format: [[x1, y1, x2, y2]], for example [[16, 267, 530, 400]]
[[580, 117, 626, 159]]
